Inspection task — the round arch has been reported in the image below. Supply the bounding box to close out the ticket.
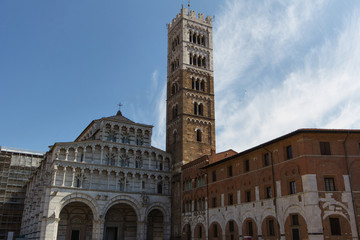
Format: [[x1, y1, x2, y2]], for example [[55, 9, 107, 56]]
[[56, 193, 99, 219], [209, 221, 222, 240], [323, 214, 352, 239], [146, 203, 170, 223], [102, 195, 142, 221], [242, 217, 258, 240]]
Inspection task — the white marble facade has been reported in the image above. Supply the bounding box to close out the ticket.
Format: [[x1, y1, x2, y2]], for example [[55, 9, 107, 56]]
[[21, 111, 172, 240]]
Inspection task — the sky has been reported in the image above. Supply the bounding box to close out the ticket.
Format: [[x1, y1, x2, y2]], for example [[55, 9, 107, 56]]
[[1, 0, 360, 153]]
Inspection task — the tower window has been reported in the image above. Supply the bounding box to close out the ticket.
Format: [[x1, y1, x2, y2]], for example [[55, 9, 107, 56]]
[[172, 104, 178, 119], [196, 129, 202, 142], [200, 80, 205, 91], [194, 102, 203, 116]]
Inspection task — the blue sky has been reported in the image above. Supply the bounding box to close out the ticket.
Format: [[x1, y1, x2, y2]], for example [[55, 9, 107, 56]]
[[1, 0, 360, 153]]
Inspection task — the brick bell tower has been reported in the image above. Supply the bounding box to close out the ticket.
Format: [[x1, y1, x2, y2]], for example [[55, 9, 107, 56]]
[[166, 7, 215, 238]]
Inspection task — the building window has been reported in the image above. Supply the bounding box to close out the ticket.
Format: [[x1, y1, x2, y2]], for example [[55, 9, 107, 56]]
[[324, 177, 336, 191], [212, 170, 216, 182], [266, 186, 272, 198], [291, 214, 299, 226], [229, 220, 234, 232], [264, 153, 270, 166], [289, 181, 296, 194], [320, 142, 331, 155], [213, 224, 218, 237], [228, 193, 233, 205], [268, 219, 275, 236], [228, 165, 233, 177], [286, 145, 293, 159], [245, 159, 250, 172], [245, 190, 251, 202], [199, 226, 202, 238], [248, 221, 253, 236], [330, 217, 341, 235], [76, 178, 81, 188], [212, 197, 217, 208], [196, 129, 202, 142], [292, 229, 300, 240]]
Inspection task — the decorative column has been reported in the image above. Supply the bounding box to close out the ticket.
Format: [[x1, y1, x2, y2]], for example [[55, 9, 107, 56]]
[[52, 167, 57, 186], [107, 172, 110, 190], [100, 146, 104, 165], [65, 149, 69, 161], [62, 169, 66, 186], [89, 169, 93, 189], [74, 149, 78, 162], [71, 169, 75, 187], [83, 148, 87, 163]]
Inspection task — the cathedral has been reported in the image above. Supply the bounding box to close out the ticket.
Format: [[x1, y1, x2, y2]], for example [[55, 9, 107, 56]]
[[0, 6, 359, 240]]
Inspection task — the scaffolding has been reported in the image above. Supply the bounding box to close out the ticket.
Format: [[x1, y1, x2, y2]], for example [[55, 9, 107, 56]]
[[0, 147, 43, 240]]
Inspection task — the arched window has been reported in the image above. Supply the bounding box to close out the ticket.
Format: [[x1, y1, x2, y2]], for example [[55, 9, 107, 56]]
[[202, 58, 206, 68], [198, 57, 201, 67], [194, 102, 198, 115], [172, 83, 179, 95], [198, 104, 203, 116], [200, 80, 205, 91], [189, 31, 192, 42], [192, 77, 195, 89], [193, 34, 196, 43], [196, 79, 200, 90], [196, 129, 202, 142], [172, 104, 178, 119], [193, 56, 197, 66]]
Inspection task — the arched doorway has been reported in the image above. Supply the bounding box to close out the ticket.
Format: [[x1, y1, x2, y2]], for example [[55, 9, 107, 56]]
[[146, 209, 164, 240], [57, 202, 93, 240], [182, 223, 191, 240], [104, 203, 137, 240], [194, 223, 205, 240]]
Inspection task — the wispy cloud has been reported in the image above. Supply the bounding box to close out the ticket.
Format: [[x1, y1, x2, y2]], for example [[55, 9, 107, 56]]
[[214, 0, 360, 152]]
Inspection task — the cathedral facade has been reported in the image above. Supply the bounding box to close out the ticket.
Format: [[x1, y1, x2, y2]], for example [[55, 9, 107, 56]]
[[20, 111, 172, 239]]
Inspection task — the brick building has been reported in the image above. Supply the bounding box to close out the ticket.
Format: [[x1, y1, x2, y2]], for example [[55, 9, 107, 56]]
[[181, 129, 360, 240]]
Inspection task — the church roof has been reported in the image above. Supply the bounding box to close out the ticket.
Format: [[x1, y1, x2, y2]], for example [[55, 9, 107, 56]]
[[100, 110, 135, 124]]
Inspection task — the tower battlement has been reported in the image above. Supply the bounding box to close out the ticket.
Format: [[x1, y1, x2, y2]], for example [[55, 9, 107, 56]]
[[168, 7, 212, 31]]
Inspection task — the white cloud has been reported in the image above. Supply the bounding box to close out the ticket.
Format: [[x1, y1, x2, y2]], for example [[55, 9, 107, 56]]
[[214, 0, 360, 152], [152, 79, 167, 149]]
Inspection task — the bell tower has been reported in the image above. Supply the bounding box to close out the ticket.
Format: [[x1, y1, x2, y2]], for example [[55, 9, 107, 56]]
[[166, 7, 215, 238], [166, 7, 215, 172]]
